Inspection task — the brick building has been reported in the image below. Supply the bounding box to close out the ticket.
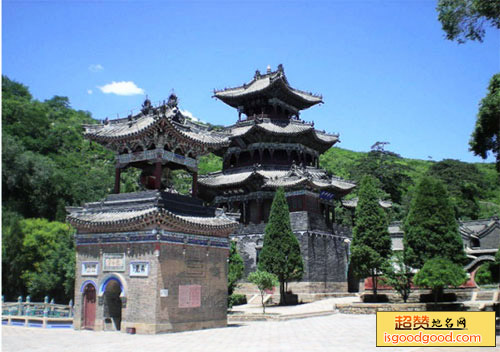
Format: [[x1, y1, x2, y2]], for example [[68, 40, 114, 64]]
[[67, 96, 237, 333]]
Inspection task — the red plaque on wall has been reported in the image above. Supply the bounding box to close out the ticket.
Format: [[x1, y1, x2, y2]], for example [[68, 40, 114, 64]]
[[178, 285, 201, 308]]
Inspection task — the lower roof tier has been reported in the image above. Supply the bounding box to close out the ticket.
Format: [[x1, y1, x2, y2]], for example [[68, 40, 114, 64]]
[[198, 164, 356, 202], [66, 191, 237, 235]]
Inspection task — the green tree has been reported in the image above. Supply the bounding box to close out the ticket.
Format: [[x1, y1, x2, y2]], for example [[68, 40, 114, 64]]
[[350, 176, 392, 298], [247, 270, 279, 314], [427, 159, 485, 219], [258, 187, 303, 305], [19, 219, 75, 302], [404, 176, 467, 269], [414, 257, 467, 304], [2, 75, 117, 221], [350, 144, 412, 204], [495, 246, 500, 286], [474, 262, 499, 286], [382, 251, 413, 303], [228, 241, 244, 297], [2, 134, 61, 219], [437, 0, 500, 43], [469, 74, 500, 174], [2, 210, 28, 300]]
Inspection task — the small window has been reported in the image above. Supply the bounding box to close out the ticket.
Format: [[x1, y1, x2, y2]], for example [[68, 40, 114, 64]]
[[130, 262, 149, 277], [82, 262, 99, 276]]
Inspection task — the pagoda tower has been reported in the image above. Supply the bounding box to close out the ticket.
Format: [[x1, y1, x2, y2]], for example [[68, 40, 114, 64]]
[[67, 95, 237, 334], [198, 65, 356, 297]]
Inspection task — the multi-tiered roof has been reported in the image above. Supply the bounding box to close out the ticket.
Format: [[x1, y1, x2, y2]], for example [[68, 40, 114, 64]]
[[199, 65, 355, 224], [83, 95, 229, 174], [68, 94, 237, 235]]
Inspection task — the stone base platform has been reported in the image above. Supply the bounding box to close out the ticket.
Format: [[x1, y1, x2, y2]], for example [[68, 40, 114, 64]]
[[235, 281, 348, 303], [335, 301, 497, 314]]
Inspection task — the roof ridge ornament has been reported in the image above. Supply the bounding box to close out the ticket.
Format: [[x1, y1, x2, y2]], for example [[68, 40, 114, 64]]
[[141, 96, 152, 115], [167, 93, 178, 108]]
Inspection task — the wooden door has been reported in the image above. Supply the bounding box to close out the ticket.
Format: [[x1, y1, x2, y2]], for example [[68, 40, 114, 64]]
[[83, 284, 96, 329]]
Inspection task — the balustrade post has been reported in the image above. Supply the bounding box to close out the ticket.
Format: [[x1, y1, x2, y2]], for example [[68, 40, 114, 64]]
[[17, 296, 22, 316], [50, 298, 55, 316], [69, 299, 74, 318], [25, 296, 31, 317]]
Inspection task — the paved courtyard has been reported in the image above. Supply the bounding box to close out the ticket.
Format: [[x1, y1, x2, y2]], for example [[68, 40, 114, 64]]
[[3, 314, 500, 352]]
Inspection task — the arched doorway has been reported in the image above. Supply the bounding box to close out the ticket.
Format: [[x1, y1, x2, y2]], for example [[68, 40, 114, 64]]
[[82, 283, 96, 330], [103, 278, 123, 331]]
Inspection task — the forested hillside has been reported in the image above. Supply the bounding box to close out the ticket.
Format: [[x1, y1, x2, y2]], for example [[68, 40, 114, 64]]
[[2, 76, 499, 302]]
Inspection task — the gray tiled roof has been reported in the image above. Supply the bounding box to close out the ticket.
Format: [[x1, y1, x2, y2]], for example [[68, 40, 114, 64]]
[[214, 66, 322, 106], [227, 120, 339, 145], [459, 217, 500, 239], [83, 106, 229, 147], [199, 165, 355, 193], [342, 198, 393, 209], [67, 191, 237, 233]]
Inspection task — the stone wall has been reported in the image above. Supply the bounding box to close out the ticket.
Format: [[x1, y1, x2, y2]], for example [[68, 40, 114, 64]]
[[232, 214, 352, 296], [304, 233, 348, 283], [155, 243, 228, 332], [74, 243, 160, 332], [74, 236, 229, 334]]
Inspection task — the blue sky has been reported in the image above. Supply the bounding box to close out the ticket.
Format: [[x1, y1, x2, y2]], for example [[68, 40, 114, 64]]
[[3, 0, 499, 162]]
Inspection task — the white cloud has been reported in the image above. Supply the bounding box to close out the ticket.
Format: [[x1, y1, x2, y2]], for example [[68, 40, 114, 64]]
[[180, 109, 206, 124], [87, 89, 93, 95], [88, 64, 104, 72], [180, 109, 199, 121], [98, 81, 145, 96]]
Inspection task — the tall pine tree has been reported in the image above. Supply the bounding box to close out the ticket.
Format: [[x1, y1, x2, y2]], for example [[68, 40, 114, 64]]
[[351, 176, 392, 297], [258, 187, 303, 305], [228, 240, 244, 297], [404, 176, 467, 269]]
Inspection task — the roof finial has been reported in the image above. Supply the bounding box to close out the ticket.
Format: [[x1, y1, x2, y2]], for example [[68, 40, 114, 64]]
[[266, 65, 271, 73], [277, 64, 284, 73]]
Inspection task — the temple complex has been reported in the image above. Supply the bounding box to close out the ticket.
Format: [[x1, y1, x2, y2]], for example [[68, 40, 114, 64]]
[[67, 96, 238, 334], [198, 65, 357, 296]]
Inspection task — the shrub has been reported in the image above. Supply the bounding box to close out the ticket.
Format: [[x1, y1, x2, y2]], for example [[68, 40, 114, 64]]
[[228, 293, 247, 308]]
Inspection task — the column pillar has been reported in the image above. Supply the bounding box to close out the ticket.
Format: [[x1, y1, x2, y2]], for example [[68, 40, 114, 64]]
[[114, 167, 121, 194], [154, 161, 162, 190], [257, 199, 263, 223], [243, 201, 247, 224], [192, 171, 198, 198], [331, 201, 336, 224], [325, 204, 329, 226]]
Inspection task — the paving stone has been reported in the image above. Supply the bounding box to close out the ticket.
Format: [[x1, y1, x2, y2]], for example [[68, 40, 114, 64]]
[[6, 314, 499, 352]]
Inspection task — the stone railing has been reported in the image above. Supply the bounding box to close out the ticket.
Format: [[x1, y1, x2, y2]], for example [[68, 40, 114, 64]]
[[2, 296, 74, 328]]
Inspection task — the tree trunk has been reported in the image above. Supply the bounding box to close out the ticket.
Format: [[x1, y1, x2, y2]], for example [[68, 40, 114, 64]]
[[372, 272, 378, 299], [261, 291, 265, 314], [280, 280, 286, 305], [496, 131, 500, 175]]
